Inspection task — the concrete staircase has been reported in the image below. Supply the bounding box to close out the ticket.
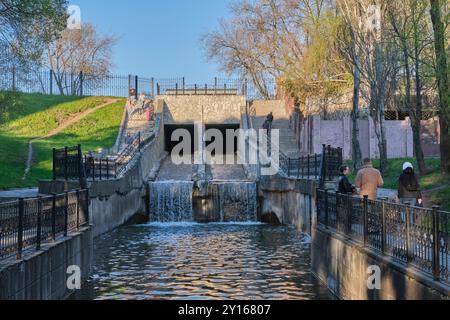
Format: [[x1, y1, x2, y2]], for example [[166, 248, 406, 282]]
[[251, 100, 301, 158], [119, 111, 155, 152]]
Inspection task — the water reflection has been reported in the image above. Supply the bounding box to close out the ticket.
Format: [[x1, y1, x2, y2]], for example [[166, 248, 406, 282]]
[[79, 223, 333, 300]]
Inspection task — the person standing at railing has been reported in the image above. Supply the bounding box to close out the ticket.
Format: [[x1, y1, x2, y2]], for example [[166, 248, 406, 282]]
[[125, 133, 134, 146], [355, 158, 384, 200], [338, 166, 356, 194], [398, 162, 423, 207]]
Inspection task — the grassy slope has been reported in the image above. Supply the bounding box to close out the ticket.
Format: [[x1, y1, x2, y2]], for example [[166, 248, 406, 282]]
[[0, 93, 124, 189], [28, 101, 125, 185]]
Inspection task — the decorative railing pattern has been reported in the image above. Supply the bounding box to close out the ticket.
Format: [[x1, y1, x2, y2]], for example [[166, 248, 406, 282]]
[[1, 68, 277, 100], [84, 131, 155, 181], [316, 189, 450, 285], [52, 145, 84, 181], [0, 190, 89, 260]]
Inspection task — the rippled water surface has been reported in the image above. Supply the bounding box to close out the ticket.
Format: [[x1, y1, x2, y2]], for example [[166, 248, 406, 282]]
[[79, 223, 333, 300]]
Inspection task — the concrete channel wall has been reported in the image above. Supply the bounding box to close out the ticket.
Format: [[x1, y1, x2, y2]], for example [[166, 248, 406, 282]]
[[0, 227, 93, 300], [89, 100, 166, 237], [257, 174, 449, 300], [311, 227, 450, 300]]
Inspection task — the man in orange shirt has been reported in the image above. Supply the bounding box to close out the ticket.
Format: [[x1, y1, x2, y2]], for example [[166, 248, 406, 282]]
[[355, 158, 384, 200]]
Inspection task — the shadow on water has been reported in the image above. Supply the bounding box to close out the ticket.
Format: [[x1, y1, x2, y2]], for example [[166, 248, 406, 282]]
[[75, 222, 335, 300]]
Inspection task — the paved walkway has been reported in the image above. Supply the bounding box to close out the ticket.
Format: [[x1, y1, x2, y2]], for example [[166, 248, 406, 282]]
[[0, 188, 39, 200]]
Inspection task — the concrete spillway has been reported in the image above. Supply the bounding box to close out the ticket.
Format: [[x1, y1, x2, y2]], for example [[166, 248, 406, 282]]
[[149, 181, 194, 222], [148, 180, 258, 223]]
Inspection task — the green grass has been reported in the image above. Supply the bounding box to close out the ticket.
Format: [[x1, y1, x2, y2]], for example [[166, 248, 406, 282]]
[[346, 158, 443, 190], [0, 93, 125, 189], [346, 157, 450, 211]]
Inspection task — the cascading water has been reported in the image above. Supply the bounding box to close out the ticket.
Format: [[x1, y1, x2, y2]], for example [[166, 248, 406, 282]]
[[211, 182, 258, 222], [149, 181, 194, 222]]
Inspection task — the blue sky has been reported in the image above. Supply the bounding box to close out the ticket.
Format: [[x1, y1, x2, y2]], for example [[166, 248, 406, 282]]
[[72, 0, 232, 83]]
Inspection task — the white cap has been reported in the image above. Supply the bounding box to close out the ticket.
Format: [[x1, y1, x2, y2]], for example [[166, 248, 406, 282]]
[[403, 162, 413, 171]]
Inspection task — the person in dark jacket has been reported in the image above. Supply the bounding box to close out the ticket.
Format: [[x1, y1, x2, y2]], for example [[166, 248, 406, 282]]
[[338, 165, 356, 194], [398, 162, 422, 206]]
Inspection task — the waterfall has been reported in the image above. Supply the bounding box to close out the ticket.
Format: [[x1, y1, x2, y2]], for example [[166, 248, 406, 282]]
[[149, 181, 194, 222], [211, 182, 258, 222]]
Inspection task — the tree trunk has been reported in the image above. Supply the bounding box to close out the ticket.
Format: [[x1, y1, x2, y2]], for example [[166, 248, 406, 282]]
[[430, 0, 450, 174], [413, 37, 427, 175], [375, 46, 389, 173], [351, 55, 363, 171]]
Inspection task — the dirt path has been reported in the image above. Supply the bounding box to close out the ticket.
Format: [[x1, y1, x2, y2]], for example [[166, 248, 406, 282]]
[[22, 98, 120, 181]]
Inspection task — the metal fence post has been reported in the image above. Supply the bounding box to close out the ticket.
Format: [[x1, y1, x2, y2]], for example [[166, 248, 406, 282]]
[[138, 132, 142, 152], [52, 194, 57, 241], [79, 71, 83, 96], [214, 77, 217, 94], [76, 190, 80, 231], [406, 205, 413, 263], [347, 193, 353, 236], [182, 77, 185, 94], [175, 83, 178, 96], [85, 189, 90, 225], [106, 160, 110, 180], [36, 196, 42, 251], [381, 199, 387, 254], [64, 146, 68, 180], [363, 195, 369, 247], [432, 205, 441, 281], [151, 77, 155, 99], [135, 75, 138, 99], [324, 189, 329, 229], [12, 67, 16, 91], [17, 198, 24, 260], [52, 148, 57, 180], [50, 70, 53, 95], [64, 192, 69, 237]]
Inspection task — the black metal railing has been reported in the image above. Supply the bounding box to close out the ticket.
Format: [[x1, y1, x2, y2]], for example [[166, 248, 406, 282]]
[[53, 145, 84, 181], [1, 68, 277, 100], [279, 144, 342, 183], [0, 189, 89, 260], [83, 131, 155, 181], [316, 189, 450, 285]]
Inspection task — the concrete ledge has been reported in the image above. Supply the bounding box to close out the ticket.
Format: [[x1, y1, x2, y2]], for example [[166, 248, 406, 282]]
[[311, 226, 450, 300], [0, 227, 93, 300]]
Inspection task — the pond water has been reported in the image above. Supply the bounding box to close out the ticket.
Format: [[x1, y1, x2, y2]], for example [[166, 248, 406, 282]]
[[77, 222, 333, 300]]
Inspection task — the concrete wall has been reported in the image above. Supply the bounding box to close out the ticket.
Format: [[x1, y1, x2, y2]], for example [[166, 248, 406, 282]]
[[311, 227, 450, 300], [160, 95, 245, 125], [298, 115, 414, 160], [259, 177, 316, 233], [0, 227, 93, 300], [89, 100, 166, 237]]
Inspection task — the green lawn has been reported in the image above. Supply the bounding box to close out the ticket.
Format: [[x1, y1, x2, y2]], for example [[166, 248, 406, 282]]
[[0, 93, 125, 189], [27, 101, 125, 186]]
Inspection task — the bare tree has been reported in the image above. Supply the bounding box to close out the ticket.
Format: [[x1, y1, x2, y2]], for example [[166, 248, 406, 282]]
[[45, 23, 116, 95]]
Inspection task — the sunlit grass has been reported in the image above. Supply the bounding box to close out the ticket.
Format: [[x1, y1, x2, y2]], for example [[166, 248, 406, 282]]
[[0, 92, 124, 189]]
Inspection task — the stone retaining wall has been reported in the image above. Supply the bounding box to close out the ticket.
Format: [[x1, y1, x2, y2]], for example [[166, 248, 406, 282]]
[[0, 227, 92, 300], [160, 95, 245, 125], [312, 227, 450, 300]]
